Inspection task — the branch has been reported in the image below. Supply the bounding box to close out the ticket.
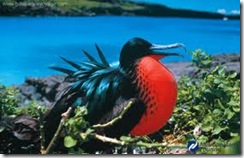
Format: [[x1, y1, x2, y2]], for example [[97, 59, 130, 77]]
[[167, 130, 192, 146], [42, 107, 73, 154], [90, 100, 186, 150], [91, 133, 184, 149], [92, 134, 127, 146], [38, 106, 45, 154], [92, 100, 134, 128]]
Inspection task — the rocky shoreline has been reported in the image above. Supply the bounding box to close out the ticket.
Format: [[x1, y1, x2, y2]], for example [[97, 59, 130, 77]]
[[15, 53, 240, 107]]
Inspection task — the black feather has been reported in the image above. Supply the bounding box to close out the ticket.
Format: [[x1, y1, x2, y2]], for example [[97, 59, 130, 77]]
[[81, 61, 104, 69], [60, 56, 82, 70], [49, 66, 74, 75], [46, 44, 145, 152], [95, 44, 110, 67], [82, 50, 98, 63]]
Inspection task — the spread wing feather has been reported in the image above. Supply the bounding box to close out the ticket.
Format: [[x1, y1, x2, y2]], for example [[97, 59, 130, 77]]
[[95, 44, 110, 67], [82, 50, 98, 63], [48, 44, 125, 124]]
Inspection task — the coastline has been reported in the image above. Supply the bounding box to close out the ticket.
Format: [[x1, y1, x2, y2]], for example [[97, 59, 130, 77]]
[[0, 0, 240, 19]]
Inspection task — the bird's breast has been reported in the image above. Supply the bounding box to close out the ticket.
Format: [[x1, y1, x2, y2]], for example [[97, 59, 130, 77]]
[[130, 56, 177, 136]]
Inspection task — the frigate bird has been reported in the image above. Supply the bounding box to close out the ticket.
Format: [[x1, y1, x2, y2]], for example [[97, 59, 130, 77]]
[[44, 37, 185, 152]]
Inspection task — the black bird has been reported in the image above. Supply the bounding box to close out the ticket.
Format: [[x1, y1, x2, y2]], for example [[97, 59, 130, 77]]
[[44, 37, 184, 152]]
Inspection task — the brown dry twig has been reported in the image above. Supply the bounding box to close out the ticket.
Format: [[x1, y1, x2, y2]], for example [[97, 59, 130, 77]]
[[42, 107, 73, 154], [92, 100, 134, 129], [38, 105, 46, 154]]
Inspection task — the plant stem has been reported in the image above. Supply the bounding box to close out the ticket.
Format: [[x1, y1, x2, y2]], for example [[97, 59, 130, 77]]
[[91, 133, 184, 149], [93, 134, 127, 146], [169, 130, 192, 145], [38, 106, 45, 154], [43, 107, 73, 154], [92, 100, 134, 128]]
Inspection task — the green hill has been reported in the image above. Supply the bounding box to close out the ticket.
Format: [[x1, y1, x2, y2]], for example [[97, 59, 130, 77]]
[[0, 0, 240, 19]]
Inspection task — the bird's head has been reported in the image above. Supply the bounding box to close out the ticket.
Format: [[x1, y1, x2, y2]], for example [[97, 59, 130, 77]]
[[119, 37, 185, 72]]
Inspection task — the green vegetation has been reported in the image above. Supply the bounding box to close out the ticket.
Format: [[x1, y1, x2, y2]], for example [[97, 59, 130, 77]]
[[0, 0, 145, 16], [0, 50, 240, 154], [0, 85, 19, 116], [162, 50, 240, 154], [0, 0, 239, 19], [1, 0, 143, 11], [0, 85, 46, 117]]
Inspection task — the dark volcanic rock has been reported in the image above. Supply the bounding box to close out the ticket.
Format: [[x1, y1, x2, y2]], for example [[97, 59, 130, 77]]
[[165, 62, 196, 81], [16, 75, 70, 106], [166, 54, 240, 80]]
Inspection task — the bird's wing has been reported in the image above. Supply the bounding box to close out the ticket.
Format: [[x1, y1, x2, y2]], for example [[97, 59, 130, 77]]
[[48, 45, 126, 124]]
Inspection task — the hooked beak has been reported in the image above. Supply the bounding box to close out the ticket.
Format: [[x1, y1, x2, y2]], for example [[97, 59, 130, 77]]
[[149, 43, 186, 58]]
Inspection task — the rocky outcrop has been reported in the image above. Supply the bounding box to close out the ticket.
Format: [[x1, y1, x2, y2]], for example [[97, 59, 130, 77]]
[[166, 54, 240, 81], [15, 54, 240, 106], [16, 75, 70, 106]]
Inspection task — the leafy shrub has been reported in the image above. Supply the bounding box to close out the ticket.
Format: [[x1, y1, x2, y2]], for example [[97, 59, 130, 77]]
[[0, 85, 46, 117], [0, 85, 19, 116], [164, 50, 240, 153], [63, 106, 91, 153], [15, 101, 47, 118]]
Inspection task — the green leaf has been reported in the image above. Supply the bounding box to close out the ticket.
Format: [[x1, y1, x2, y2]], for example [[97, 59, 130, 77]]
[[218, 66, 226, 75], [120, 136, 138, 143], [229, 71, 237, 78], [228, 135, 240, 144], [85, 128, 94, 135], [228, 100, 239, 106], [201, 124, 213, 132], [80, 133, 87, 141], [80, 129, 93, 141], [213, 109, 222, 115], [198, 135, 209, 144], [64, 136, 77, 148], [0, 126, 5, 133], [66, 119, 75, 125], [180, 90, 188, 95], [212, 66, 219, 74], [212, 126, 227, 135], [232, 105, 240, 112], [230, 133, 239, 137], [120, 136, 132, 142], [204, 88, 211, 93], [213, 78, 221, 84], [224, 108, 235, 119], [201, 60, 211, 66], [193, 105, 201, 111], [216, 99, 225, 110], [227, 100, 240, 112]]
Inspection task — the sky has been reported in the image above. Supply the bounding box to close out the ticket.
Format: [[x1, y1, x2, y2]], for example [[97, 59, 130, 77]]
[[136, 0, 240, 15]]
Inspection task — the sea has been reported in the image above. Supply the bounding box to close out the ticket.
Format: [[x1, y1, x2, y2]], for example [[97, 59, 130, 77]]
[[0, 16, 240, 86]]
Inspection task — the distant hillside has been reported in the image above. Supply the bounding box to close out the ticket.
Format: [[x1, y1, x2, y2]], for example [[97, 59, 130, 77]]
[[0, 0, 240, 19]]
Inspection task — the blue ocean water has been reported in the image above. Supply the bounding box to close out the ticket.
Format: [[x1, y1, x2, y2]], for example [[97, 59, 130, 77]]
[[0, 16, 240, 86]]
